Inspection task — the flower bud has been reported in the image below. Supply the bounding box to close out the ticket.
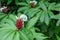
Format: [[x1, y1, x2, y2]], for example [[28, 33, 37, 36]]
[[20, 14, 28, 21], [30, 0, 37, 8], [16, 18, 23, 29]]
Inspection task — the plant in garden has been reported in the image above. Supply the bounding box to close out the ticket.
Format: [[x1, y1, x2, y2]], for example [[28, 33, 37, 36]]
[[0, 14, 47, 40], [0, 0, 60, 40]]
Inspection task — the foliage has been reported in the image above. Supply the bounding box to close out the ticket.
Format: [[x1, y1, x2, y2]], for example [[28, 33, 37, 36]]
[[0, 0, 60, 40]]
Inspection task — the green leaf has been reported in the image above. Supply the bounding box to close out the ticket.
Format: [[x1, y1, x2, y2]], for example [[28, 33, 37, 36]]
[[30, 28, 47, 40], [55, 3, 60, 8], [56, 20, 60, 26], [6, 19, 16, 29], [17, 2, 28, 6], [7, 0, 13, 5], [0, 14, 6, 19], [39, 1, 47, 11], [1, 15, 8, 23], [5, 32, 15, 40], [18, 7, 27, 12], [15, 0, 19, 5], [35, 33, 47, 40], [27, 8, 39, 18], [55, 13, 60, 19], [26, 12, 41, 29], [40, 11, 45, 22], [20, 31, 29, 40], [45, 12, 50, 25], [48, 3, 56, 10], [48, 11, 55, 19], [48, 3, 60, 11], [0, 29, 11, 39], [0, 23, 15, 30], [9, 14, 16, 22], [1, 30, 13, 40], [13, 32, 20, 40], [52, 7, 60, 11], [24, 8, 29, 14], [17, 13, 21, 17], [45, 1, 50, 7], [56, 35, 60, 40], [26, 0, 30, 4]]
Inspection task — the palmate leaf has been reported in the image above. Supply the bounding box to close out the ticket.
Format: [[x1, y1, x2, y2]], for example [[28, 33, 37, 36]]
[[8, 14, 16, 22], [39, 11, 50, 25], [48, 2, 56, 10], [0, 20, 30, 40], [0, 14, 8, 22], [35, 33, 47, 40], [27, 7, 39, 18], [0, 28, 14, 40], [51, 7, 60, 11], [30, 27, 47, 40], [0, 19, 16, 30], [44, 1, 50, 7], [55, 13, 60, 19], [0, 29, 12, 40], [26, 12, 41, 29], [6, 32, 15, 40], [0, 14, 16, 27], [2, 31, 14, 40], [13, 32, 20, 40], [40, 11, 45, 23], [48, 11, 55, 19], [0, 14, 16, 24], [54, 3, 60, 7], [18, 7, 28, 12], [0, 14, 6, 19], [19, 31, 29, 40], [54, 13, 60, 26], [0, 14, 33, 40], [48, 3, 60, 11], [52, 3, 60, 11], [21, 28, 33, 40], [0, 16, 8, 23], [45, 12, 50, 25], [24, 8, 29, 14], [39, 1, 47, 11], [1, 19, 16, 28]]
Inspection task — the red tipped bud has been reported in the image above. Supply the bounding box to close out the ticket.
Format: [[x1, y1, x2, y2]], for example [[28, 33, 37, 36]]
[[3, 8, 8, 13], [16, 19, 23, 29], [30, 3, 34, 8], [30, 0, 37, 8]]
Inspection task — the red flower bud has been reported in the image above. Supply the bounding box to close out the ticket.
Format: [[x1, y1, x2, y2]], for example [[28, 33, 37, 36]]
[[3, 8, 8, 13], [30, 3, 34, 8], [16, 19, 23, 29]]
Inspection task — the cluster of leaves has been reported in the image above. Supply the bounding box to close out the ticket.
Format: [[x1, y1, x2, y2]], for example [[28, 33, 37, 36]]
[[0, 0, 60, 40]]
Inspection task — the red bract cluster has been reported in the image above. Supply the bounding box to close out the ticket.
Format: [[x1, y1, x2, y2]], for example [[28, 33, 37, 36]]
[[16, 19, 23, 29], [3, 8, 8, 13], [30, 3, 34, 8]]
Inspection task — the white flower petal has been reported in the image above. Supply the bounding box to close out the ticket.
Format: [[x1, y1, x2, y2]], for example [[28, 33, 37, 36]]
[[15, 16, 19, 19], [20, 14, 28, 21], [0, 6, 7, 12], [33, 1, 37, 5], [0, 8, 4, 12], [3, 6, 7, 9], [30, 1, 37, 5]]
